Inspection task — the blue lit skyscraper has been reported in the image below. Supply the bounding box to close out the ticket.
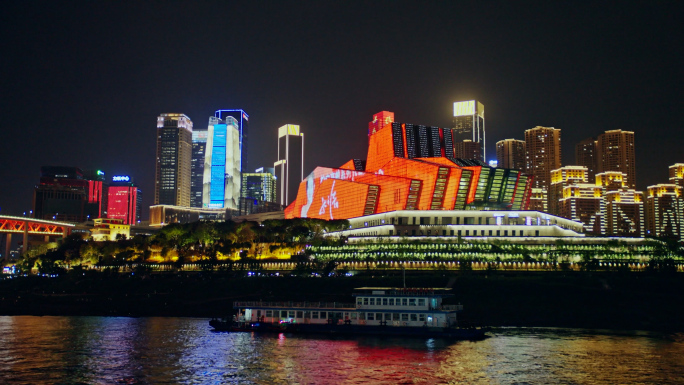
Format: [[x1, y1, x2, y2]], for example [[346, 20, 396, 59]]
[[215, 109, 249, 173], [202, 116, 241, 209]]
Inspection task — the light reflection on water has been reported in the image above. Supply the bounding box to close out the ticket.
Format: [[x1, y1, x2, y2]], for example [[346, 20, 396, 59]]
[[0, 316, 682, 384]]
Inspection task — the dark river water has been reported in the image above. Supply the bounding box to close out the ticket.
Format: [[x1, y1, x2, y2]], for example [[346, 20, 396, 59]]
[[0, 316, 682, 384]]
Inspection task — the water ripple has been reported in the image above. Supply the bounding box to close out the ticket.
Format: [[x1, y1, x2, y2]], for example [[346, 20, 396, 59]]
[[0, 317, 682, 384]]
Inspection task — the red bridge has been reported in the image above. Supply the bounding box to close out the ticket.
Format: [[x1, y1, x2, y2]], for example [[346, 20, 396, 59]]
[[0, 215, 75, 261]]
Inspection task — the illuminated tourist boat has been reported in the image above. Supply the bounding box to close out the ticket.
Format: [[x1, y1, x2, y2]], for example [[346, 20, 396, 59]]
[[210, 287, 488, 339]]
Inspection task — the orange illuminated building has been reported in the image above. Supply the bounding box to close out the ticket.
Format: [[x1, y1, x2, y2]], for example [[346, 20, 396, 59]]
[[368, 111, 394, 138], [285, 112, 534, 220]]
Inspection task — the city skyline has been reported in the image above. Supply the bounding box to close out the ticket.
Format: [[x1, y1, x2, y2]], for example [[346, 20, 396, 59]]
[[1, 1, 682, 218]]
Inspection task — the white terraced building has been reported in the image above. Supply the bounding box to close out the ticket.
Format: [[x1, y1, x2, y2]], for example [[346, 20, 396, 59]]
[[327, 210, 585, 240]]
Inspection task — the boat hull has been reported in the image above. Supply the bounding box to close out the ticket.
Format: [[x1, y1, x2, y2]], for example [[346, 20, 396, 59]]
[[209, 320, 488, 340]]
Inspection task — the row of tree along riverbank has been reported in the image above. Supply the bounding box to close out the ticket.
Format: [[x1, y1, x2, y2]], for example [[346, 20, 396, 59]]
[[1, 270, 683, 332], [10, 217, 684, 276]]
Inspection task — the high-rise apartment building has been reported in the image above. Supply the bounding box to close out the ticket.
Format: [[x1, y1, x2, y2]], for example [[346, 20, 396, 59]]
[[155, 113, 193, 207], [645, 184, 683, 240], [452, 100, 485, 161], [668, 163, 684, 189], [596, 130, 636, 189], [597, 171, 644, 237], [575, 137, 597, 183], [203, 116, 241, 209], [107, 176, 142, 225], [274, 124, 304, 206], [190, 129, 208, 208], [453, 140, 481, 160], [241, 167, 277, 203], [549, 166, 605, 234], [525, 126, 561, 211], [548, 166, 588, 216], [215, 109, 249, 173], [527, 188, 545, 212], [496, 139, 526, 171]]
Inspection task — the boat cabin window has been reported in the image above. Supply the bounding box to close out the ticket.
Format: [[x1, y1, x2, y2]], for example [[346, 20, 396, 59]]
[[376, 313, 382, 320], [266, 310, 273, 317], [409, 299, 416, 306], [351, 313, 357, 319], [418, 299, 426, 306], [419, 314, 426, 322], [334, 312, 343, 319], [312, 311, 319, 319], [410, 314, 418, 321], [388, 298, 395, 306], [344, 312, 349, 320], [401, 314, 409, 321], [369, 298, 375, 306], [402, 298, 408, 306], [382, 298, 388, 305], [257, 310, 262, 318], [357, 298, 363, 306], [281, 310, 287, 318], [384, 313, 392, 321], [393, 313, 400, 321], [367, 313, 374, 320], [296, 311, 303, 318], [288, 311, 295, 318], [363, 298, 369, 305], [320, 312, 327, 319]]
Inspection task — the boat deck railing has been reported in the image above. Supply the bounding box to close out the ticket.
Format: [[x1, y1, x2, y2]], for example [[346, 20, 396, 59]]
[[234, 301, 355, 309], [234, 301, 464, 312]]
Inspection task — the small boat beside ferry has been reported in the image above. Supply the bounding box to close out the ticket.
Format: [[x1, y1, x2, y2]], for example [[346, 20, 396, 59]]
[[210, 287, 489, 340]]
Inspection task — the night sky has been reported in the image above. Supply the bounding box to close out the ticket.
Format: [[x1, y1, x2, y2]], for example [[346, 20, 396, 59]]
[[1, 1, 682, 219]]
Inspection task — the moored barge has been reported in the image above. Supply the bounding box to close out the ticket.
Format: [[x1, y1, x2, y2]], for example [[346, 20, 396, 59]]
[[210, 287, 488, 340]]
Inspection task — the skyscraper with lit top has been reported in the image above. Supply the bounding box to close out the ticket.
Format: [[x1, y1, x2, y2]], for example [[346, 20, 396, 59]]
[[274, 124, 304, 206], [452, 100, 485, 161]]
